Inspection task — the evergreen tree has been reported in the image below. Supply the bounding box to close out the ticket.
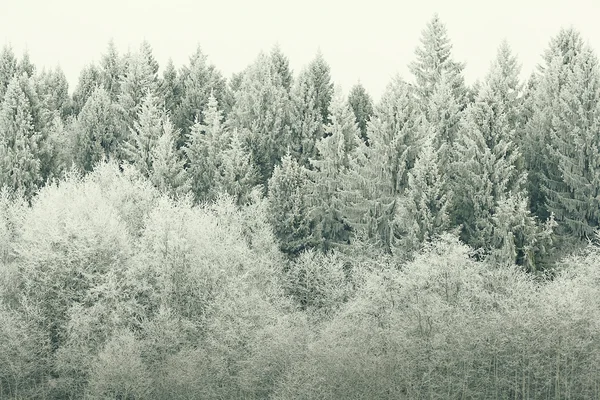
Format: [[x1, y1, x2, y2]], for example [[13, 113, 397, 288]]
[[0, 45, 17, 101], [100, 39, 123, 102], [150, 115, 190, 198], [122, 91, 164, 177], [344, 77, 425, 251], [17, 50, 35, 79], [394, 135, 451, 257], [229, 52, 293, 186], [348, 82, 374, 143], [140, 40, 160, 77], [409, 13, 467, 109], [289, 51, 334, 167], [452, 41, 554, 268], [216, 128, 259, 206], [72, 63, 103, 116], [75, 87, 128, 171], [118, 47, 159, 123], [526, 28, 600, 239], [270, 44, 293, 92], [36, 66, 71, 119], [267, 153, 315, 256], [184, 93, 228, 203], [174, 45, 228, 148], [308, 89, 362, 250], [0, 76, 42, 199], [159, 58, 181, 117]]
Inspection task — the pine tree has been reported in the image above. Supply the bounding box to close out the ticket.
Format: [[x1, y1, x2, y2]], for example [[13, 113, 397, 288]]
[[394, 135, 451, 257], [409, 13, 467, 109], [308, 89, 361, 250], [118, 47, 159, 124], [229, 52, 293, 186], [174, 45, 228, 148], [36, 66, 71, 119], [270, 44, 293, 92], [75, 87, 128, 171], [72, 63, 103, 116], [122, 91, 164, 177], [452, 41, 554, 268], [348, 82, 374, 143], [526, 28, 600, 239], [344, 77, 425, 251], [184, 93, 228, 203], [267, 153, 315, 256], [150, 116, 190, 198], [290, 51, 334, 167], [100, 39, 123, 102], [0, 45, 17, 101], [0, 76, 42, 199], [216, 128, 259, 206], [159, 58, 181, 117], [17, 50, 35, 79]]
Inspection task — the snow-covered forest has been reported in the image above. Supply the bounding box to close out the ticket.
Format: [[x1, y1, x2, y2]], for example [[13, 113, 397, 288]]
[[2, 13, 600, 399]]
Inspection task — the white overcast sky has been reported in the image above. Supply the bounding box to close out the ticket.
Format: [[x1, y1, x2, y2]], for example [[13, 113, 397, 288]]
[[1, 0, 599, 101]]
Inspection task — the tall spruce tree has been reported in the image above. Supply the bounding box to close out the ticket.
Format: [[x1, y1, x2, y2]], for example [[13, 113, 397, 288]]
[[348, 82, 374, 143], [75, 87, 128, 171], [526, 28, 600, 239], [409, 13, 467, 110], [118, 47, 159, 124], [0, 76, 42, 199], [229, 52, 293, 186], [72, 64, 103, 116], [0, 45, 17, 101]]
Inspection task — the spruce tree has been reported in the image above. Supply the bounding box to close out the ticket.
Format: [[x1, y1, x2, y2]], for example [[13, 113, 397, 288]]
[[267, 153, 315, 256], [75, 87, 128, 171], [270, 44, 293, 92], [344, 77, 425, 251], [308, 89, 361, 250], [17, 50, 35, 79], [0, 45, 17, 101], [409, 13, 467, 109], [526, 28, 600, 239], [36, 66, 71, 119], [174, 45, 228, 148], [348, 82, 374, 143], [100, 39, 123, 102], [118, 47, 159, 124], [0, 76, 42, 199], [229, 52, 293, 186], [72, 64, 103, 116], [159, 58, 181, 117], [150, 115, 190, 198], [122, 91, 164, 177]]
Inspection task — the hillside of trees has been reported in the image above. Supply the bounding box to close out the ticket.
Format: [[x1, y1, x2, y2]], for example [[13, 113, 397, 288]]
[[2, 14, 600, 399]]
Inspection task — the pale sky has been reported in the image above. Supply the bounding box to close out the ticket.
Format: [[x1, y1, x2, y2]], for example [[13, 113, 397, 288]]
[[1, 0, 599, 101]]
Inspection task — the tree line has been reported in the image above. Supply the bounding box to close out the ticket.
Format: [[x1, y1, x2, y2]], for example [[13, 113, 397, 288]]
[[2, 14, 600, 399]]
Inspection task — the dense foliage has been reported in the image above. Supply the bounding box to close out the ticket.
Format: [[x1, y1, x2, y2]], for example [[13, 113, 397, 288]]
[[1, 14, 600, 399]]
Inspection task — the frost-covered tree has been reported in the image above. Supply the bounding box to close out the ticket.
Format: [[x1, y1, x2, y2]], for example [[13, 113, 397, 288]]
[[267, 153, 315, 256], [526, 28, 600, 239], [409, 13, 467, 109], [0, 45, 17, 101], [150, 116, 190, 198], [216, 128, 259, 206], [100, 39, 123, 102], [122, 91, 164, 177], [184, 93, 229, 203], [72, 63, 103, 116], [270, 44, 293, 92], [0, 77, 42, 199], [118, 46, 159, 123], [394, 135, 451, 257], [308, 89, 361, 250], [348, 82, 374, 143], [344, 77, 425, 251], [159, 58, 181, 116], [75, 87, 128, 171], [289, 51, 334, 167], [17, 50, 35, 79], [36, 66, 71, 119], [229, 52, 293, 186], [174, 46, 228, 148]]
